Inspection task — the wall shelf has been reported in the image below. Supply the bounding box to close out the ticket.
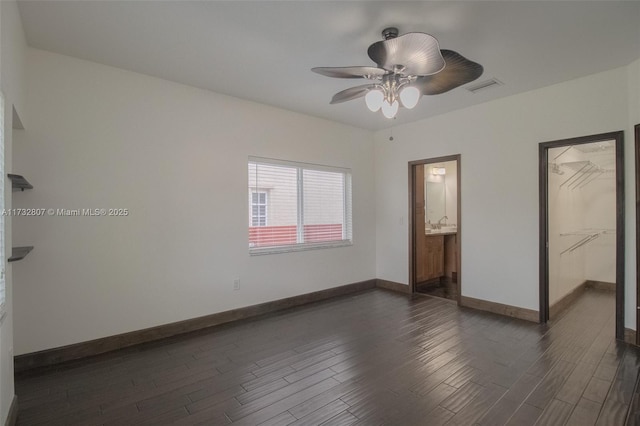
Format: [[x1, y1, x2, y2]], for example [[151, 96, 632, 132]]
[[8, 246, 33, 262], [8, 175, 35, 263], [7, 174, 33, 191]]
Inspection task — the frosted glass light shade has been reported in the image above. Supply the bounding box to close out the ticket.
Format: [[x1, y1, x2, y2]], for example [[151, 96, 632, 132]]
[[381, 100, 399, 119], [399, 86, 420, 109], [365, 89, 384, 112]]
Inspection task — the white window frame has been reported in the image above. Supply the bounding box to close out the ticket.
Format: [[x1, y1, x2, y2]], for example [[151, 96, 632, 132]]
[[248, 156, 353, 255]]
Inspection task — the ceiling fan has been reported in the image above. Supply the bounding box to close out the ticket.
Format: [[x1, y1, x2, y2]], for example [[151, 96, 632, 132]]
[[312, 27, 483, 118]]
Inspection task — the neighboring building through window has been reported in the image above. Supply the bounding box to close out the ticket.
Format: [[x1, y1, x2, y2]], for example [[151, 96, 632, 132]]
[[248, 157, 352, 254], [250, 191, 268, 227]]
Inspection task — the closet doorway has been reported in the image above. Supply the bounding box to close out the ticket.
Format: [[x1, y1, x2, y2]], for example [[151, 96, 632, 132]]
[[539, 131, 624, 340], [409, 155, 461, 302]]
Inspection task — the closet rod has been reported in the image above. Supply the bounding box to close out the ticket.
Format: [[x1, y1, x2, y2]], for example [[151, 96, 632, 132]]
[[553, 146, 572, 161], [559, 233, 600, 255], [560, 163, 591, 188], [576, 170, 604, 189], [567, 164, 598, 189]]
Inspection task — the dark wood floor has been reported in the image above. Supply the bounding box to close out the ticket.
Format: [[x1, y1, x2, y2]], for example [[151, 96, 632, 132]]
[[15, 288, 640, 425], [416, 277, 458, 301]]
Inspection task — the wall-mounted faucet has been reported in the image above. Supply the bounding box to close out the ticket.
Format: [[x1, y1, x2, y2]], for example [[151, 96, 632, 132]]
[[428, 216, 449, 229]]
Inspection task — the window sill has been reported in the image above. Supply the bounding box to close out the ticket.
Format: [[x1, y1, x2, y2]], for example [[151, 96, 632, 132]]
[[250, 240, 352, 256]]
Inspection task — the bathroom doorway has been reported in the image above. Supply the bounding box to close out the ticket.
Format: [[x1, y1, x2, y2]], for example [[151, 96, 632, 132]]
[[539, 131, 624, 340], [409, 155, 461, 302]]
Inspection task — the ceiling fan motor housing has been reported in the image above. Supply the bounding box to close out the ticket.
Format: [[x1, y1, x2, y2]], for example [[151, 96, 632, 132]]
[[382, 27, 399, 40]]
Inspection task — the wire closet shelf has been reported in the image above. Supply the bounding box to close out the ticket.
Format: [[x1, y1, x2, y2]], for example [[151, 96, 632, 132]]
[[559, 229, 614, 255]]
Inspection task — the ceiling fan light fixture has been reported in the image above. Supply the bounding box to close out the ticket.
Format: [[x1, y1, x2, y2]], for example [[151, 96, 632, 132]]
[[399, 86, 420, 109], [365, 89, 384, 112], [381, 100, 399, 119], [313, 27, 483, 119]]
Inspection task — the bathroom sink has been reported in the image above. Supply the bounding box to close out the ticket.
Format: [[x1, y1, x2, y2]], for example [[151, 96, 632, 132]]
[[425, 225, 457, 234]]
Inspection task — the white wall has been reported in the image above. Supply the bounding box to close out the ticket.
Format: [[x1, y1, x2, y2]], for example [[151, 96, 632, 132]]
[[0, 0, 27, 423], [374, 65, 632, 322], [444, 161, 457, 226], [12, 48, 376, 355], [626, 59, 640, 331]]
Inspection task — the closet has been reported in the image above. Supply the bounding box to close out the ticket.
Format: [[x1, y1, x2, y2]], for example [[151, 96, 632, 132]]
[[547, 140, 616, 318]]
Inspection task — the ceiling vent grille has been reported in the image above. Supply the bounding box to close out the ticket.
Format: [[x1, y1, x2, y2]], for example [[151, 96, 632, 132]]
[[466, 78, 503, 94]]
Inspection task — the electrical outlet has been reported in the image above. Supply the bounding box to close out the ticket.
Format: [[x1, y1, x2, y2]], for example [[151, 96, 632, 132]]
[[233, 279, 240, 291]]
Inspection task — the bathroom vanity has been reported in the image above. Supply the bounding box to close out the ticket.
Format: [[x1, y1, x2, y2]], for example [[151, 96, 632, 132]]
[[419, 230, 457, 283]]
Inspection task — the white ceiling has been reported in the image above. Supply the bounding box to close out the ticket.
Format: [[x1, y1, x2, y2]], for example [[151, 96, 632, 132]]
[[17, 1, 640, 131]]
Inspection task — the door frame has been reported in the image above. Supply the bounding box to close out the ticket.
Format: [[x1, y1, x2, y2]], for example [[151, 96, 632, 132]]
[[539, 131, 625, 340], [634, 124, 640, 345], [409, 154, 462, 302]]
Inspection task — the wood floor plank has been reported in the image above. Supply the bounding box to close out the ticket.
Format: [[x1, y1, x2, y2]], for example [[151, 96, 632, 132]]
[[226, 369, 336, 421], [439, 380, 485, 413], [319, 410, 358, 425], [583, 376, 613, 404], [229, 378, 341, 426], [505, 403, 543, 426], [596, 345, 640, 426], [288, 398, 349, 426], [525, 359, 576, 409], [257, 411, 297, 426], [534, 398, 574, 426], [476, 397, 521, 426], [13, 288, 638, 426], [443, 383, 507, 425], [555, 361, 598, 405], [565, 397, 602, 426]]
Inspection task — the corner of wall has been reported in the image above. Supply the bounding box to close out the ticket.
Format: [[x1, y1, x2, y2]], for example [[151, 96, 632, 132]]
[[0, 0, 28, 423]]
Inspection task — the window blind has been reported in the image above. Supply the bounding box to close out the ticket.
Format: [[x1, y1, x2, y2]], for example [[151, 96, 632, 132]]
[[248, 157, 352, 254]]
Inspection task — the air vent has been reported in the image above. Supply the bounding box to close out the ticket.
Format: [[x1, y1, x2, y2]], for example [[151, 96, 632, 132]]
[[466, 78, 503, 94]]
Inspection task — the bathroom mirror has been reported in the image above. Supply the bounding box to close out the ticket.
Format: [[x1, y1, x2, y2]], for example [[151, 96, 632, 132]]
[[425, 178, 446, 225], [424, 161, 458, 228]]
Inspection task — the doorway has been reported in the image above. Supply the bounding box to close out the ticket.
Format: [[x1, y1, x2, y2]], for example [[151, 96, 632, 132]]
[[409, 155, 461, 303], [539, 131, 624, 341]]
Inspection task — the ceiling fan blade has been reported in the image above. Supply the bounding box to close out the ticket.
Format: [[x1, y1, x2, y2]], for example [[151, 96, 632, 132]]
[[367, 32, 445, 76], [330, 84, 374, 104], [312, 66, 387, 79], [415, 50, 484, 95]]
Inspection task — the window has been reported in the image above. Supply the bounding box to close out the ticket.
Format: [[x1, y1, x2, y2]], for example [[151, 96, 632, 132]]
[[250, 191, 268, 227], [248, 157, 352, 254]]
